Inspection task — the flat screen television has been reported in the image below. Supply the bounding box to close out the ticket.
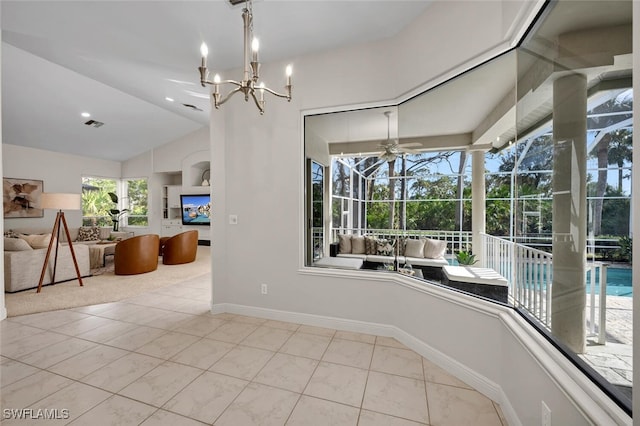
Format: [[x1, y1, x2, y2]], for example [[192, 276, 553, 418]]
[[180, 194, 211, 226]]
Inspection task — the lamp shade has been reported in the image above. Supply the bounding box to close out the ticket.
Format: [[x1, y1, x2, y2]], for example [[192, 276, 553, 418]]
[[40, 193, 81, 210]]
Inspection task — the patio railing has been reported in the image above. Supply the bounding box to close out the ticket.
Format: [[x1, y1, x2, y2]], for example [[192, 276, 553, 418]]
[[481, 233, 608, 340]]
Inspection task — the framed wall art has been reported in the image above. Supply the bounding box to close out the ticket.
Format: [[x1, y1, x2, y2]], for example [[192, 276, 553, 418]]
[[3, 177, 44, 218]]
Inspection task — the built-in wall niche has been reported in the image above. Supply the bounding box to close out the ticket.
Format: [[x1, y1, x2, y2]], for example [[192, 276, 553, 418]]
[[181, 151, 210, 189]]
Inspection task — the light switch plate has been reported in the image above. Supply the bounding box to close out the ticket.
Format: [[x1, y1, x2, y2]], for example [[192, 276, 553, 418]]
[[229, 214, 238, 225]]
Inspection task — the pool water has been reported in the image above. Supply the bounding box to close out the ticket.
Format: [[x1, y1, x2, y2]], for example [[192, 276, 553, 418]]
[[586, 267, 633, 297]]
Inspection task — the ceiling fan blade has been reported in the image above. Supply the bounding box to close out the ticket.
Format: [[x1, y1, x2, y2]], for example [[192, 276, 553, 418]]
[[397, 142, 422, 148], [399, 147, 421, 155]]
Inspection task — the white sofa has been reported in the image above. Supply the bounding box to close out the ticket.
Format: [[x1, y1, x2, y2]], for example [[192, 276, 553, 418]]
[[3, 226, 110, 293], [332, 234, 449, 277]]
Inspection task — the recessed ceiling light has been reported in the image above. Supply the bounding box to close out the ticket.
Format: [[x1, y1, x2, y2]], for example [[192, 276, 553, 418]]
[[81, 112, 91, 118], [165, 97, 174, 102]]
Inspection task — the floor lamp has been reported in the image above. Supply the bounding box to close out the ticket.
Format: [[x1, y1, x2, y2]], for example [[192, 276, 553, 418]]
[[37, 193, 84, 293]]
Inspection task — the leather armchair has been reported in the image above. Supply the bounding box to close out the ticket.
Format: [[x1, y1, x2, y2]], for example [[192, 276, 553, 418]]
[[114, 234, 160, 275], [162, 230, 198, 265]]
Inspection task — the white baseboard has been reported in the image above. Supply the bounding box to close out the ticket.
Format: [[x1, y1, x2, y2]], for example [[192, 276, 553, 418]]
[[211, 302, 520, 426]]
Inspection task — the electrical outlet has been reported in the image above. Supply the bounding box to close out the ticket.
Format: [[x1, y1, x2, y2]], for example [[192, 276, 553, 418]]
[[229, 215, 238, 225], [541, 401, 551, 426], [261, 284, 268, 295]]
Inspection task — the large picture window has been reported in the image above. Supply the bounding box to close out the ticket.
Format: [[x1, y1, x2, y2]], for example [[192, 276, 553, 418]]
[[81, 177, 148, 228], [304, 0, 633, 413]]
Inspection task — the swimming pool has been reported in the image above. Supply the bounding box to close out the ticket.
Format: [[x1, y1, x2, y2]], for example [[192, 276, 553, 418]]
[[587, 267, 633, 297]]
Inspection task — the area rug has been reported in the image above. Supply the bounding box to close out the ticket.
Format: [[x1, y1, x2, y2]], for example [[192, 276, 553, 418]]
[[4, 247, 211, 317]]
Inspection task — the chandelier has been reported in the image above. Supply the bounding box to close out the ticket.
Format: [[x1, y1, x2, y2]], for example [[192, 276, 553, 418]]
[[198, 0, 292, 115]]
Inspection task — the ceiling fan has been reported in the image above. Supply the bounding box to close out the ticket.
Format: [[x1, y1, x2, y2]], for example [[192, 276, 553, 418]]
[[377, 111, 421, 162]]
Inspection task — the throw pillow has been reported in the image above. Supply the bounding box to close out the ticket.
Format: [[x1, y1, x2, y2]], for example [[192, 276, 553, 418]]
[[376, 238, 395, 256], [4, 237, 33, 251], [4, 229, 19, 238], [18, 233, 55, 249], [77, 226, 101, 242], [364, 236, 378, 255], [404, 238, 426, 258], [423, 238, 447, 258], [396, 237, 407, 256], [351, 236, 366, 254], [338, 234, 352, 254]]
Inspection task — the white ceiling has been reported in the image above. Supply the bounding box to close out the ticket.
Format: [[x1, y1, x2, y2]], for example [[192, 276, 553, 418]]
[[1, 0, 433, 162]]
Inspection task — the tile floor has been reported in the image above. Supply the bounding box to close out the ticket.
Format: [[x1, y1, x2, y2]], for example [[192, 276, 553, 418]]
[[1, 274, 507, 425]]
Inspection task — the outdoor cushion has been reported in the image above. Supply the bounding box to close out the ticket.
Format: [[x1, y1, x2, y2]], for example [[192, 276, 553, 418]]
[[423, 238, 447, 259], [364, 236, 378, 255], [338, 234, 352, 254], [376, 239, 395, 256], [351, 236, 366, 254], [404, 239, 425, 258]]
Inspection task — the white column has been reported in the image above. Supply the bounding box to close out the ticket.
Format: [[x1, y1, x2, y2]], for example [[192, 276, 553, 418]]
[[471, 150, 486, 264], [551, 73, 587, 354]]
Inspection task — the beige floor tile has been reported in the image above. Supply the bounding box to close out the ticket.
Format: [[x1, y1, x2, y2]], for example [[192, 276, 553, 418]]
[[1, 331, 69, 359], [253, 353, 318, 393], [75, 320, 138, 343], [375, 336, 408, 349], [171, 315, 226, 337], [214, 382, 299, 426], [358, 410, 426, 425], [142, 310, 195, 330], [209, 345, 274, 380], [140, 409, 207, 425], [119, 361, 203, 407], [263, 319, 301, 331], [50, 315, 119, 336], [422, 357, 472, 389], [48, 344, 128, 380], [206, 321, 259, 344], [68, 395, 156, 426], [20, 337, 97, 369], [303, 362, 368, 407], [362, 371, 428, 424], [135, 331, 200, 359], [280, 332, 332, 360], [1, 370, 72, 410], [70, 302, 123, 315], [163, 371, 247, 424], [9, 310, 88, 330], [170, 338, 235, 370], [286, 395, 359, 426], [23, 382, 112, 425], [1, 359, 40, 387], [80, 352, 163, 392], [297, 325, 336, 337], [334, 330, 377, 344], [228, 315, 268, 325], [240, 326, 293, 351], [370, 346, 424, 380], [114, 306, 170, 325], [0, 322, 45, 346], [170, 300, 211, 315], [104, 325, 166, 351], [426, 382, 503, 426], [322, 338, 374, 369]]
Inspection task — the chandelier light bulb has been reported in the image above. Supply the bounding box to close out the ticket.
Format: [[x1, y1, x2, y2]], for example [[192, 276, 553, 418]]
[[200, 43, 208, 58], [213, 74, 221, 84], [286, 64, 293, 77]]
